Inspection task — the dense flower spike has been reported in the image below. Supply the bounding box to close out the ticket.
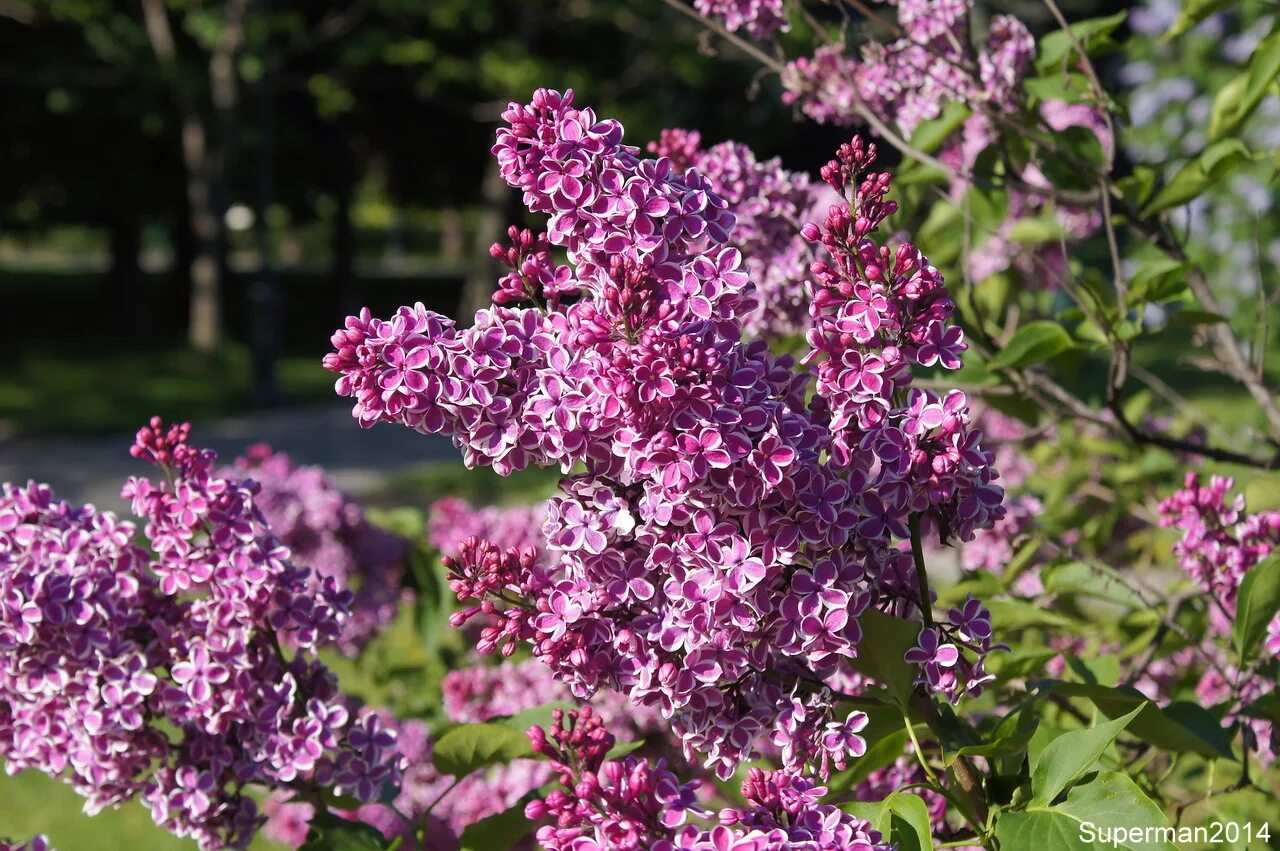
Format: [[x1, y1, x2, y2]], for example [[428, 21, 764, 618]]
[[0, 421, 401, 850], [649, 128, 836, 337], [223, 445, 408, 654], [327, 90, 1003, 780], [526, 708, 891, 851], [803, 137, 1005, 546]]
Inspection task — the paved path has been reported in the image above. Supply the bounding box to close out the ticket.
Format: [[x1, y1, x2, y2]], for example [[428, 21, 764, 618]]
[[0, 403, 455, 513]]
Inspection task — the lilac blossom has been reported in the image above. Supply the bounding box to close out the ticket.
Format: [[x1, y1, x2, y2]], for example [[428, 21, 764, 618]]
[[327, 90, 1005, 779], [0, 420, 402, 850], [222, 445, 409, 655]]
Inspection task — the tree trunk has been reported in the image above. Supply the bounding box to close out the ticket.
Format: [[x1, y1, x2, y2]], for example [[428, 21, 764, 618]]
[[249, 0, 280, 404], [104, 212, 143, 336], [140, 0, 248, 355], [440, 207, 465, 263], [332, 159, 358, 316]]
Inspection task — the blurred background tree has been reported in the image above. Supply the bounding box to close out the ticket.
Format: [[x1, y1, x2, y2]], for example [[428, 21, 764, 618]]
[[0, 0, 1123, 437]]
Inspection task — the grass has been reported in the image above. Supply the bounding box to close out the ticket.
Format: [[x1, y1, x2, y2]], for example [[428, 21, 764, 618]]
[[0, 770, 281, 850], [0, 344, 335, 439]]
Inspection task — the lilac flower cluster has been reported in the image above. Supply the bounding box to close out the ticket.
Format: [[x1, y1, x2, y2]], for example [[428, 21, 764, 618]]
[[763, 0, 1114, 286], [327, 90, 1004, 779], [905, 596, 1000, 703], [802, 136, 1004, 541], [224, 445, 409, 655], [1156, 473, 1280, 763], [649, 128, 836, 337], [692, 0, 789, 40], [0, 420, 401, 850], [526, 707, 891, 851]]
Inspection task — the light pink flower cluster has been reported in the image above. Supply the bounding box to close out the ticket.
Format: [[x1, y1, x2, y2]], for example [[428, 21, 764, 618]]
[[427, 496, 546, 558], [265, 715, 548, 851], [223, 445, 408, 655], [267, 659, 668, 850], [442, 657, 664, 735], [1159, 472, 1280, 641], [0, 420, 401, 850], [527, 707, 891, 851], [692, 0, 789, 40], [649, 128, 836, 337], [946, 99, 1114, 284], [327, 90, 1004, 779], [781, 2, 1031, 138]]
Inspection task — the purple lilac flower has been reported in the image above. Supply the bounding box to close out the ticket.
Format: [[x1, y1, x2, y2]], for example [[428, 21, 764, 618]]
[[649, 128, 838, 338], [526, 708, 892, 851], [692, 0, 789, 40], [222, 445, 409, 655], [328, 91, 1005, 779], [0, 420, 402, 851]]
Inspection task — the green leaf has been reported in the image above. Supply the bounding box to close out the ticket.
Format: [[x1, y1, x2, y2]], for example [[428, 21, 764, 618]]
[[885, 793, 934, 851], [1140, 140, 1253, 216], [1037, 11, 1127, 71], [431, 723, 537, 778], [1030, 704, 1143, 805], [946, 701, 1040, 765], [1023, 74, 1094, 104], [843, 794, 934, 851], [848, 608, 922, 706], [984, 598, 1079, 631], [1038, 682, 1234, 759], [1200, 139, 1250, 177], [459, 803, 535, 851], [1233, 553, 1280, 662], [1226, 22, 1280, 139], [604, 739, 646, 760], [909, 102, 969, 154], [1164, 0, 1234, 40], [1166, 308, 1227, 326], [1007, 216, 1067, 244], [1126, 256, 1189, 305], [968, 185, 1010, 241], [498, 701, 579, 735], [1041, 561, 1145, 608], [996, 772, 1176, 851], [989, 321, 1076, 370], [1208, 72, 1251, 141], [301, 811, 392, 851]]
